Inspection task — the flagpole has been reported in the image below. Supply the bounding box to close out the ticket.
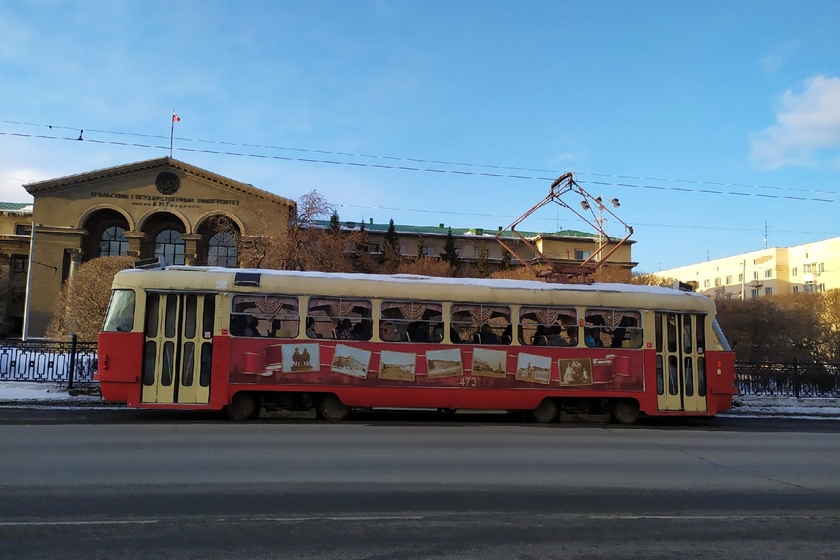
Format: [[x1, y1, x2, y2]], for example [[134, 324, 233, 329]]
[[169, 109, 175, 157]]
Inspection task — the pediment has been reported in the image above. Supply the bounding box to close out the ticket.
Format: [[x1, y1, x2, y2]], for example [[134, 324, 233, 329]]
[[23, 157, 295, 208]]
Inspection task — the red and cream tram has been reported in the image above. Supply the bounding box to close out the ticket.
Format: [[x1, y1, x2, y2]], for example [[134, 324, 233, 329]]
[[95, 266, 736, 424]]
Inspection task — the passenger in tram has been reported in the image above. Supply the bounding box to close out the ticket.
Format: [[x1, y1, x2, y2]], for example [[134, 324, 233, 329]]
[[336, 318, 353, 340], [499, 324, 513, 345], [584, 328, 602, 347], [476, 323, 499, 345], [243, 315, 262, 337], [449, 327, 462, 344], [351, 319, 372, 341], [407, 321, 429, 343], [379, 321, 403, 342], [230, 314, 247, 336], [305, 317, 320, 339], [532, 325, 549, 346], [546, 324, 568, 346]]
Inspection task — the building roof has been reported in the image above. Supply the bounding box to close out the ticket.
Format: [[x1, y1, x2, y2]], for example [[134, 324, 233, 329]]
[[309, 219, 610, 241], [0, 202, 33, 213]]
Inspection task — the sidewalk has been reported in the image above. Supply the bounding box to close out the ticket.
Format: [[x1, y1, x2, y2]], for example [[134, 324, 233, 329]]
[[1, 381, 839, 418]]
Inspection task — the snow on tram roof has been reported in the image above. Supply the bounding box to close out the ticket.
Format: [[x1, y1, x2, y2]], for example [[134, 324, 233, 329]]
[[120, 265, 705, 299]]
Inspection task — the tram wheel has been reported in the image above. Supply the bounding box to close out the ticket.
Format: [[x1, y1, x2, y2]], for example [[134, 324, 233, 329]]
[[530, 398, 559, 423], [612, 399, 640, 425], [225, 392, 257, 421], [319, 394, 350, 421]]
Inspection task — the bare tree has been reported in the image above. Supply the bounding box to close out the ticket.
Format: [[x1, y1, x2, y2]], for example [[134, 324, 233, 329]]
[[45, 256, 133, 341]]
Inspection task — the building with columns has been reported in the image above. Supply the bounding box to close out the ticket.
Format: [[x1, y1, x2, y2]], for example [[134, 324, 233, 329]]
[[2, 157, 295, 337]]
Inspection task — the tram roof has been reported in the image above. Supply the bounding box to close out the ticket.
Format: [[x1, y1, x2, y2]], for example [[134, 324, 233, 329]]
[[114, 266, 716, 313]]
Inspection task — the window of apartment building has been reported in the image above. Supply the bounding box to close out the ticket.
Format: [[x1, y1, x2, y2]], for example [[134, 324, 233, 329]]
[[725, 275, 732, 284], [791, 267, 798, 277], [818, 262, 825, 273], [703, 279, 710, 288], [423, 246, 437, 256], [803, 263, 812, 273], [819, 283, 826, 292], [753, 271, 759, 280], [804, 282, 815, 293], [714, 277, 721, 287], [368, 243, 381, 253], [751, 289, 759, 298], [765, 287, 773, 296], [764, 269, 772, 278], [738, 273, 744, 282], [15, 224, 31, 236], [12, 255, 27, 274], [400, 244, 407, 255], [793, 286, 799, 294], [574, 249, 592, 260]]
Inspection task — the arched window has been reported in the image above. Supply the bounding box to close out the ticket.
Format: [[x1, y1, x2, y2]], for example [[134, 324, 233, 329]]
[[100, 226, 128, 257], [154, 229, 185, 266], [208, 232, 237, 267]]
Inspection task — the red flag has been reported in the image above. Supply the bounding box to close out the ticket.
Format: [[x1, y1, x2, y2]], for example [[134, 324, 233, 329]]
[[172, 113, 181, 122]]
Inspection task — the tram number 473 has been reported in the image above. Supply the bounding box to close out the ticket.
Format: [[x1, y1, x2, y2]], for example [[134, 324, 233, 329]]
[[459, 377, 478, 387]]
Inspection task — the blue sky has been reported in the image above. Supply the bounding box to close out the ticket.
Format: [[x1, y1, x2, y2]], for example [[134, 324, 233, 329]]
[[1, 0, 839, 273]]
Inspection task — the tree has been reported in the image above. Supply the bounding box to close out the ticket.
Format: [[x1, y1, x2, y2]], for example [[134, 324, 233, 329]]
[[439, 227, 461, 275], [499, 246, 512, 271], [397, 257, 455, 277], [416, 236, 427, 260], [380, 218, 402, 274], [475, 246, 490, 278], [45, 256, 134, 341]]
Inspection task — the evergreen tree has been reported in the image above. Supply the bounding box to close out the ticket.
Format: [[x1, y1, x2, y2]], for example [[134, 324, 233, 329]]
[[476, 246, 490, 278], [440, 227, 461, 275], [500, 246, 512, 271], [329, 210, 341, 234], [416, 236, 427, 260], [380, 218, 401, 273]]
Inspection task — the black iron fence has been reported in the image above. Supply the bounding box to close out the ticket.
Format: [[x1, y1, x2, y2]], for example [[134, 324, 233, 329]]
[[0, 337, 98, 387], [736, 361, 840, 398]]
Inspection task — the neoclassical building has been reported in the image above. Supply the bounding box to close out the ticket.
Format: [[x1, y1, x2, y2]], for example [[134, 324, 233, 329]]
[[0, 157, 636, 338], [6, 157, 295, 337]]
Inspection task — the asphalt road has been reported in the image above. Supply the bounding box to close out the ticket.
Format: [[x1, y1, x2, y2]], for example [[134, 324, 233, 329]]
[[1, 408, 839, 559]]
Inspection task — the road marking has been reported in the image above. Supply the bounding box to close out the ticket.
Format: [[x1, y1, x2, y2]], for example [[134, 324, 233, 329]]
[[253, 515, 425, 522], [0, 520, 159, 526]]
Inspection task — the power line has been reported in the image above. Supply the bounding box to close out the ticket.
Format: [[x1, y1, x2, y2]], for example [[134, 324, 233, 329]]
[[2, 118, 837, 199]]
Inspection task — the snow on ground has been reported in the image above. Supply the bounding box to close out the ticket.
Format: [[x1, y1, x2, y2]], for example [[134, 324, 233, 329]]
[[0, 381, 838, 418]]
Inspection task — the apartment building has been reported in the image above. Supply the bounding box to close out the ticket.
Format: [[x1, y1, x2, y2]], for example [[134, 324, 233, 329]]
[[657, 238, 840, 299]]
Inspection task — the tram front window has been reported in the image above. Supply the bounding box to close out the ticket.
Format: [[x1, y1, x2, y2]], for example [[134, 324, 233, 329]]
[[102, 289, 136, 332]]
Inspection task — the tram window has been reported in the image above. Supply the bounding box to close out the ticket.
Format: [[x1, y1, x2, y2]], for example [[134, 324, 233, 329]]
[[655, 312, 663, 352], [656, 355, 664, 395], [682, 315, 693, 353], [668, 355, 679, 395], [102, 289, 136, 332], [231, 295, 300, 338], [307, 297, 373, 341], [182, 341, 195, 387], [202, 296, 215, 339], [184, 295, 197, 339], [697, 356, 706, 397], [145, 293, 160, 338], [381, 300, 443, 343], [164, 294, 178, 338], [584, 309, 642, 349], [666, 314, 677, 353], [142, 341, 156, 386], [684, 357, 694, 396], [519, 306, 577, 346], [696, 316, 706, 354], [451, 304, 511, 345]]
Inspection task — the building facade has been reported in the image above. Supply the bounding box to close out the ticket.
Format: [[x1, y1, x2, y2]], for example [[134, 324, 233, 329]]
[[657, 238, 840, 300], [0, 158, 635, 338]]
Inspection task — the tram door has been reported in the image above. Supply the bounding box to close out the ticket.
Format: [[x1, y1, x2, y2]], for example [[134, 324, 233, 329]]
[[655, 313, 707, 412], [141, 292, 215, 405]]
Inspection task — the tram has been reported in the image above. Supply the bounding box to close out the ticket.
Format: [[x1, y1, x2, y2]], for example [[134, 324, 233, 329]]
[[95, 266, 736, 423]]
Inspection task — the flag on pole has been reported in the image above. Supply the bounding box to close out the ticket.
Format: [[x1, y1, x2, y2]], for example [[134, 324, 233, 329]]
[[172, 113, 181, 122]]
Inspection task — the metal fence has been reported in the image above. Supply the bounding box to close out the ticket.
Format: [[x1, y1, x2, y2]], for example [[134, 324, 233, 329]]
[[0, 337, 98, 387], [736, 361, 840, 398]]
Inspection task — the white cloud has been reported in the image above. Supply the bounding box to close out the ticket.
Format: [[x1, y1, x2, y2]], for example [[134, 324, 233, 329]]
[[750, 75, 840, 169], [759, 41, 798, 74], [0, 168, 40, 202]]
